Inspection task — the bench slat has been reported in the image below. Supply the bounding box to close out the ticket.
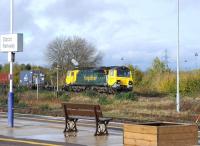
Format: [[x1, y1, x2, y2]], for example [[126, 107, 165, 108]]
[[99, 117, 112, 121], [67, 109, 102, 117], [69, 116, 95, 120], [62, 103, 101, 110]]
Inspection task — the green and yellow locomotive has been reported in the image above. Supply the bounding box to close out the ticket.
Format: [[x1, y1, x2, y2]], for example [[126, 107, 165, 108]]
[[65, 66, 133, 93]]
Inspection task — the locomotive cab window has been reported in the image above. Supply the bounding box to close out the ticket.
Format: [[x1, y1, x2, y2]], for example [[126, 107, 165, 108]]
[[117, 69, 130, 77], [109, 70, 114, 76], [67, 71, 70, 76]]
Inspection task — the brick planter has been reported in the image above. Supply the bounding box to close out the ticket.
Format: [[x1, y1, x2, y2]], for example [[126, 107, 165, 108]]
[[124, 122, 198, 146]]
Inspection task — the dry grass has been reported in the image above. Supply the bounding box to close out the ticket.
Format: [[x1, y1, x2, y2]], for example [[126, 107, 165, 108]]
[[4, 90, 200, 123]]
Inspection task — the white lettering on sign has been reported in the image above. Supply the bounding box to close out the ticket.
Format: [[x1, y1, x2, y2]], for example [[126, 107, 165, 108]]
[[3, 37, 12, 42], [3, 44, 15, 48], [0, 33, 23, 52]]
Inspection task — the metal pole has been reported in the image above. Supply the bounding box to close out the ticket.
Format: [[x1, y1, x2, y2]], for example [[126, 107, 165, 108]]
[[56, 65, 59, 98], [10, 0, 13, 34], [176, 0, 180, 112], [195, 52, 198, 69], [37, 75, 39, 100], [8, 0, 14, 127]]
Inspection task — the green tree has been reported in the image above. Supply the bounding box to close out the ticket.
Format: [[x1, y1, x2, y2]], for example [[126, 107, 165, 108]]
[[149, 57, 168, 75], [1, 64, 9, 73], [128, 65, 143, 86], [25, 64, 31, 70], [0, 64, 2, 72], [20, 64, 26, 70], [13, 64, 22, 85]]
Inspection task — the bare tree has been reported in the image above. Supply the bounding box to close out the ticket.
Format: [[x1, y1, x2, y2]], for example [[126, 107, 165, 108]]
[[45, 36, 103, 71]]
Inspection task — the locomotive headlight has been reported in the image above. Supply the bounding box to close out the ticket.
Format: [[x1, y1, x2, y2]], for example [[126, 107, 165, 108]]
[[117, 80, 121, 84], [129, 81, 133, 85]]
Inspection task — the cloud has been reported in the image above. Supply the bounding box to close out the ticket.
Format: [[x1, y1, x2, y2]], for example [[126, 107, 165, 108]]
[[0, 0, 200, 70]]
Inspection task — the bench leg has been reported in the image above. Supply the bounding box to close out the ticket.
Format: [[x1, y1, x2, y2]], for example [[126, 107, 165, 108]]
[[64, 119, 78, 133], [196, 115, 200, 130], [95, 121, 109, 136]]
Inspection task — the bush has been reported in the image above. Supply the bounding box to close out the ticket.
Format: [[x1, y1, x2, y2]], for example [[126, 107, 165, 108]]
[[0, 97, 7, 106], [39, 104, 52, 111], [41, 91, 55, 100], [17, 101, 28, 108], [98, 95, 112, 105], [14, 94, 20, 104], [179, 74, 200, 96], [16, 86, 29, 92], [59, 93, 71, 101], [114, 92, 137, 101], [82, 90, 99, 98]]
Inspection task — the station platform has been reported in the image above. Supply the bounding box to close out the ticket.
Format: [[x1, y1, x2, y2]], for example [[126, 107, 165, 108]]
[[0, 113, 200, 146], [0, 114, 123, 146]]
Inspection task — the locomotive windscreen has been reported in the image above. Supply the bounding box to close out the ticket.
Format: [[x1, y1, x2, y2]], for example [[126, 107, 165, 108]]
[[117, 68, 130, 77]]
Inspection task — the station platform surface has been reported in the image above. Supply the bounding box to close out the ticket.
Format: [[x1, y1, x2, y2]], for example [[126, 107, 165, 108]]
[[0, 115, 123, 146], [0, 113, 200, 146]]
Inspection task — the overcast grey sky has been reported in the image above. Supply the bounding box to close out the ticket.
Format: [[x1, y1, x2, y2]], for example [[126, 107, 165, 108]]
[[0, 0, 200, 70]]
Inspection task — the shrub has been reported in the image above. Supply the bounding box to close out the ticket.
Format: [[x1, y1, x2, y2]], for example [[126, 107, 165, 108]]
[[0, 97, 7, 106], [59, 93, 71, 101], [157, 73, 176, 95], [40, 91, 55, 100], [15, 86, 28, 93], [82, 90, 98, 98], [39, 104, 52, 111], [14, 94, 20, 104], [114, 92, 137, 101], [17, 101, 28, 108], [98, 95, 112, 105]]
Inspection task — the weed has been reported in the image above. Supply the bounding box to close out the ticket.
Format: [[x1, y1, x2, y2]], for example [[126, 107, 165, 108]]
[[59, 93, 71, 101], [114, 92, 137, 101], [39, 104, 52, 111], [17, 101, 28, 108], [15, 86, 29, 93], [40, 91, 55, 100], [0, 97, 7, 106], [82, 90, 98, 98], [14, 94, 20, 104], [98, 95, 112, 105]]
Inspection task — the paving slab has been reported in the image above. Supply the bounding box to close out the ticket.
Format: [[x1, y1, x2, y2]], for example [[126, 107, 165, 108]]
[[0, 117, 123, 146]]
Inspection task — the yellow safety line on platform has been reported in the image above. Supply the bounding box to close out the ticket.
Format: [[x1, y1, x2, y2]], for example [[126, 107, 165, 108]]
[[0, 138, 62, 146]]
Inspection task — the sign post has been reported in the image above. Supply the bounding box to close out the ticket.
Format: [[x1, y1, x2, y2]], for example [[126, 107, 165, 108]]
[[0, 34, 23, 127], [0, 0, 23, 127]]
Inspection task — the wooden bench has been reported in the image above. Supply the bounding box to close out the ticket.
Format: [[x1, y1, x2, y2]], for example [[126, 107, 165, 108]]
[[62, 102, 112, 136]]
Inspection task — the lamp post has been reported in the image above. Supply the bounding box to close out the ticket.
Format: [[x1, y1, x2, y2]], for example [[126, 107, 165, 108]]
[[36, 74, 39, 100], [184, 60, 187, 71], [195, 52, 198, 69], [56, 64, 59, 98], [121, 57, 124, 66], [176, 0, 180, 112]]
